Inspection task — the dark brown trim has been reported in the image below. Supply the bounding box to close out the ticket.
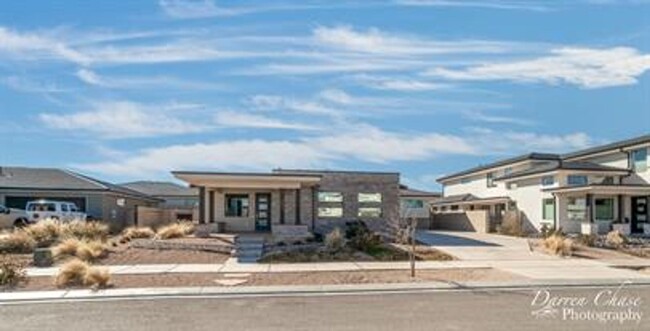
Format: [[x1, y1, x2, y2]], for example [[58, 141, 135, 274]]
[[618, 194, 624, 223], [295, 188, 301, 225], [198, 186, 206, 224], [279, 189, 285, 225], [586, 193, 594, 223], [209, 190, 215, 223]]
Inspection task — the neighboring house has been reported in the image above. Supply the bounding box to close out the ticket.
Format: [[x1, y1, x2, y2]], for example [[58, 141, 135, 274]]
[[172, 169, 400, 236], [399, 185, 440, 229], [435, 134, 650, 234], [0, 166, 160, 230], [121, 181, 198, 221]]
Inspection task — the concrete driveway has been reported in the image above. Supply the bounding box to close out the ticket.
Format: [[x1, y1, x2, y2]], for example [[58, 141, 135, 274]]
[[416, 230, 555, 261]]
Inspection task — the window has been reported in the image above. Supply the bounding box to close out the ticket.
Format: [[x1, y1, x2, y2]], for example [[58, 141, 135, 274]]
[[358, 207, 382, 218], [567, 175, 588, 186], [631, 148, 648, 172], [541, 176, 555, 187], [450, 205, 459, 211], [61, 204, 69, 212], [318, 207, 343, 217], [542, 198, 555, 220], [225, 194, 249, 217], [504, 167, 513, 176], [358, 193, 382, 203], [567, 198, 587, 221], [402, 199, 424, 209], [595, 198, 614, 220], [28, 203, 56, 212], [601, 176, 615, 185], [318, 192, 343, 202], [486, 172, 496, 188]]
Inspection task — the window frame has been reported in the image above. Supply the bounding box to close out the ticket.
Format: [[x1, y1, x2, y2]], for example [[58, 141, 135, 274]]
[[318, 207, 343, 218], [318, 192, 343, 203], [542, 198, 555, 221], [595, 198, 615, 220], [486, 172, 496, 188], [541, 175, 555, 187], [358, 207, 382, 218], [358, 193, 382, 203], [631, 148, 648, 172], [402, 199, 424, 209], [567, 175, 588, 186], [224, 194, 250, 218]]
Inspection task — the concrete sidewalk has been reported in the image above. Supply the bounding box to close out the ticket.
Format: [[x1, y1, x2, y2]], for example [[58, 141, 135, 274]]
[[4, 278, 650, 304]]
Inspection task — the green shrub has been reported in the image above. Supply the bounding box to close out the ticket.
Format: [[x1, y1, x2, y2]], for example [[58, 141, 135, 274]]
[[345, 221, 382, 251], [0, 254, 28, 288]]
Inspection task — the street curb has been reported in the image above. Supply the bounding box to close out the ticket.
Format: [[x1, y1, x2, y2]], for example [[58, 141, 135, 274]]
[[3, 278, 650, 304]]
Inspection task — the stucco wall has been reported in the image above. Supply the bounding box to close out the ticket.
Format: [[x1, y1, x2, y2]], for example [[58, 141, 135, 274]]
[[431, 211, 489, 233]]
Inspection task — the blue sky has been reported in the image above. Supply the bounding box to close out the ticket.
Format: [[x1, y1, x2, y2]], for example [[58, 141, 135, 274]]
[[1, 0, 649, 190]]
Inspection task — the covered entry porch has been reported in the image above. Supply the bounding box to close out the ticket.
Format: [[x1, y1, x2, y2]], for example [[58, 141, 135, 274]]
[[546, 184, 650, 235], [173, 172, 322, 234]]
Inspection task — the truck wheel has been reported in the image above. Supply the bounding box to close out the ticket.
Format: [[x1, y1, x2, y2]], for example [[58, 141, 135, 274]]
[[13, 218, 28, 228]]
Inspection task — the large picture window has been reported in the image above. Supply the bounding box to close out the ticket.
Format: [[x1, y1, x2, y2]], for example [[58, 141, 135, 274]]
[[358, 193, 382, 203], [318, 192, 343, 202], [225, 194, 249, 217], [542, 198, 555, 220], [541, 176, 555, 187], [595, 198, 614, 220], [402, 199, 424, 209], [318, 207, 343, 217], [567, 175, 588, 186], [486, 172, 496, 188], [631, 148, 648, 172]]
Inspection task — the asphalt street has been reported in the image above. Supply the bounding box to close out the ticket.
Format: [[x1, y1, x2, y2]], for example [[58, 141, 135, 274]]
[[2, 285, 650, 331]]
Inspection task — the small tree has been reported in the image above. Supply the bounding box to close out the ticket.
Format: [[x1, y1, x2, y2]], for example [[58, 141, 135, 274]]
[[396, 207, 419, 278]]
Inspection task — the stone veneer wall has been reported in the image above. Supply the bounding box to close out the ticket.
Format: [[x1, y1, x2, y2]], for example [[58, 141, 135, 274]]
[[309, 172, 400, 237]]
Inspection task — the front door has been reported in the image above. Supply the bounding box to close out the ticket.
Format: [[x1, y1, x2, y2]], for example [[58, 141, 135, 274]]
[[255, 193, 271, 232], [631, 197, 648, 234]]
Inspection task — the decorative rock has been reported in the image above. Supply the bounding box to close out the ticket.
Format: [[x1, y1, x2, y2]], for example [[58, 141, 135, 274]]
[[33, 248, 53, 267]]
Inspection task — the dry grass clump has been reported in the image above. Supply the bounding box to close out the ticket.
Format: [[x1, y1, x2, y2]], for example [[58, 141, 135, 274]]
[[54, 259, 111, 289], [53, 238, 107, 262], [605, 230, 627, 248], [120, 227, 155, 243], [0, 254, 28, 288], [324, 228, 345, 253], [156, 222, 195, 240], [0, 230, 36, 254], [23, 220, 62, 247], [543, 234, 574, 256], [63, 221, 109, 242]]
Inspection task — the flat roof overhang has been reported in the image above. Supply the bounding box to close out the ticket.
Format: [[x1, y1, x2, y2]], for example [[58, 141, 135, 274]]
[[544, 184, 650, 196], [172, 171, 322, 189], [433, 196, 510, 207]]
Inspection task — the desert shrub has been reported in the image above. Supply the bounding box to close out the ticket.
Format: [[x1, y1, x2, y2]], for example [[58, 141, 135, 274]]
[[345, 221, 382, 251], [0, 255, 28, 288], [324, 228, 345, 253], [156, 222, 195, 240], [120, 227, 155, 242], [576, 234, 597, 247], [53, 239, 106, 262], [63, 221, 109, 242], [0, 230, 36, 254], [83, 267, 111, 289], [55, 259, 89, 288], [23, 220, 62, 247], [543, 234, 574, 256], [606, 230, 627, 248]]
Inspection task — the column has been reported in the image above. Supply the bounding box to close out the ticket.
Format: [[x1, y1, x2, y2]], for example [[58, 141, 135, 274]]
[[209, 190, 215, 223], [295, 188, 301, 225], [198, 186, 206, 224], [586, 193, 594, 223], [279, 189, 285, 224]]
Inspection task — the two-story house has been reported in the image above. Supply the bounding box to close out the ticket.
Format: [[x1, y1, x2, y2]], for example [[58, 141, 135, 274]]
[[435, 134, 650, 235]]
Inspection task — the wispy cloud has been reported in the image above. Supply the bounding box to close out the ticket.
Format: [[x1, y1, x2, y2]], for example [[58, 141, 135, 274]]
[[0, 27, 89, 64], [75, 68, 221, 90], [353, 74, 448, 91], [463, 110, 534, 126], [39, 101, 208, 139], [75, 125, 591, 177], [214, 111, 320, 131], [427, 47, 650, 88], [393, 0, 551, 11]]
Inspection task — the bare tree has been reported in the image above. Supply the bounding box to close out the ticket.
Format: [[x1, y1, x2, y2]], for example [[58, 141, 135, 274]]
[[398, 207, 419, 278]]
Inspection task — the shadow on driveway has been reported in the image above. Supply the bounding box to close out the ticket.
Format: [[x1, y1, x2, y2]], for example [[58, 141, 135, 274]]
[[417, 231, 501, 247]]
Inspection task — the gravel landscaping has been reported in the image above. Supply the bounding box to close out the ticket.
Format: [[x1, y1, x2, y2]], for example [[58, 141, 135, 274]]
[[12, 268, 521, 291]]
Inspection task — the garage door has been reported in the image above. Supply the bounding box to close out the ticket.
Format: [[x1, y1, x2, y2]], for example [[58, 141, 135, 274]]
[[5, 196, 87, 211]]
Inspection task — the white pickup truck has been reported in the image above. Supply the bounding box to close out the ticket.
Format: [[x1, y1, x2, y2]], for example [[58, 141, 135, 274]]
[[25, 200, 87, 223], [0, 204, 30, 228]]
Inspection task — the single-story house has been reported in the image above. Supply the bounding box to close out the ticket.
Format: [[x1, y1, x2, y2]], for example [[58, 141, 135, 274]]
[[0, 166, 160, 230], [172, 169, 400, 236], [121, 181, 198, 221]]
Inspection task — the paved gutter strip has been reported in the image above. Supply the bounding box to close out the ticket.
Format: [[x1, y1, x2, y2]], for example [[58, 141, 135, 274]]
[[4, 279, 650, 304]]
